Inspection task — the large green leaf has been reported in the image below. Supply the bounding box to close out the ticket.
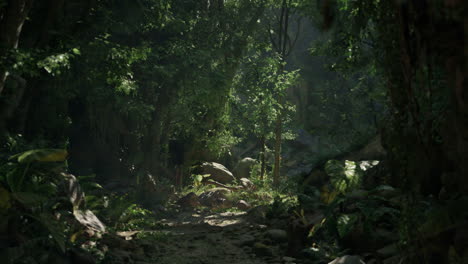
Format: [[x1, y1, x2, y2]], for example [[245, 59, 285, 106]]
[[326, 159, 363, 193], [10, 149, 68, 163]]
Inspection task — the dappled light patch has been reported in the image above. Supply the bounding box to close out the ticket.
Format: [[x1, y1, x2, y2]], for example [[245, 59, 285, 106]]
[[203, 211, 246, 227]]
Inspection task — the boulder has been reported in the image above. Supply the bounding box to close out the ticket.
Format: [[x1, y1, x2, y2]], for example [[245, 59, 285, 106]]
[[233, 158, 258, 179], [177, 192, 200, 208], [328, 255, 365, 264], [247, 205, 269, 223], [199, 162, 236, 184], [240, 178, 255, 190], [236, 200, 251, 211], [199, 189, 232, 209]]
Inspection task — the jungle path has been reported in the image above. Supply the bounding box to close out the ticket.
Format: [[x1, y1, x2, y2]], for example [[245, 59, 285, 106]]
[[109, 209, 299, 264]]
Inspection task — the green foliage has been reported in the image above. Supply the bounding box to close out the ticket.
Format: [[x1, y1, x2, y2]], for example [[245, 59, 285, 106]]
[[94, 193, 159, 231], [36, 53, 72, 76], [232, 52, 299, 141], [117, 204, 158, 230], [1, 0, 270, 187], [0, 150, 74, 263], [336, 213, 359, 238], [325, 160, 363, 193], [77, 174, 103, 193], [310, 186, 401, 247], [190, 174, 210, 188], [267, 195, 299, 218]]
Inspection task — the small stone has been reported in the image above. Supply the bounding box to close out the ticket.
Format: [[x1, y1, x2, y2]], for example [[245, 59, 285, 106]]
[[265, 229, 288, 243]]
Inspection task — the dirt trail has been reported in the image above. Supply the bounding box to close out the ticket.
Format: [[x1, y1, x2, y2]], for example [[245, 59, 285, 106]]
[[118, 210, 298, 264]]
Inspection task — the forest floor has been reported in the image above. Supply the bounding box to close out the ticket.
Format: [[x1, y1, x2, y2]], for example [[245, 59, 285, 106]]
[[104, 208, 299, 264]]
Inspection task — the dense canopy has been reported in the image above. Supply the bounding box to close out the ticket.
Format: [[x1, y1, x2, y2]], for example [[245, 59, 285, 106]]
[[0, 1, 466, 264]]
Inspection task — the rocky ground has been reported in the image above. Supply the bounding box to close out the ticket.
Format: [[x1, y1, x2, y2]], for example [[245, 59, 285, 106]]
[[102, 208, 299, 264]]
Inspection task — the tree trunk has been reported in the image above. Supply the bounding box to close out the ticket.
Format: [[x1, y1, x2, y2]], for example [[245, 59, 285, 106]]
[[272, 113, 282, 186], [260, 135, 266, 181], [0, 0, 34, 95], [0, 74, 27, 133], [142, 88, 171, 178], [271, 0, 296, 187], [160, 108, 173, 168], [144, 116, 163, 176]]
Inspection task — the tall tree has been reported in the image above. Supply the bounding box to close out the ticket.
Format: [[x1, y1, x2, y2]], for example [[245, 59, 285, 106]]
[[268, 0, 301, 186]]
